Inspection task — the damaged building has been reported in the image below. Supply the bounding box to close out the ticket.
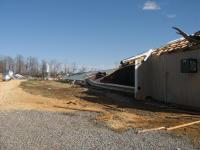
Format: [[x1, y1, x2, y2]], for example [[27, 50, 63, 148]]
[[87, 27, 200, 109], [124, 27, 200, 108]]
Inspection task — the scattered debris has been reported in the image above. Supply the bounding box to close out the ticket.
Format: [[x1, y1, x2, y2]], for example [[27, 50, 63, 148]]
[[95, 72, 106, 79], [137, 120, 200, 134], [2, 74, 12, 81], [172, 27, 200, 44], [1, 70, 27, 81], [66, 101, 77, 105], [14, 74, 26, 79], [2, 70, 14, 81]]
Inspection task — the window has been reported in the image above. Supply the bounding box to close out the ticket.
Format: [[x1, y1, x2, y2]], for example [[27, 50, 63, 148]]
[[181, 58, 197, 73]]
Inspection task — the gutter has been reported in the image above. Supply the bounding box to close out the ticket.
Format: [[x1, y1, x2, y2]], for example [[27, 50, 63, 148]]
[[86, 78, 134, 94]]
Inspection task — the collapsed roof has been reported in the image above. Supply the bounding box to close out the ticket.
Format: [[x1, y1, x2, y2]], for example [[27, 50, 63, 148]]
[[153, 27, 200, 55], [121, 49, 155, 65], [122, 27, 200, 65]]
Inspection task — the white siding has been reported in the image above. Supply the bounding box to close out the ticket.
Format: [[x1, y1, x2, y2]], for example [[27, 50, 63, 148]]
[[138, 48, 200, 108]]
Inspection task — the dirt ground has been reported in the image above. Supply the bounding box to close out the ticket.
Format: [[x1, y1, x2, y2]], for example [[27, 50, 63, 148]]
[[0, 80, 200, 147]]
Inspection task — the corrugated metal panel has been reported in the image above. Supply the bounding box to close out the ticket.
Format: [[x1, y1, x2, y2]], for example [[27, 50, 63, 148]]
[[139, 48, 200, 108], [63, 69, 115, 81]]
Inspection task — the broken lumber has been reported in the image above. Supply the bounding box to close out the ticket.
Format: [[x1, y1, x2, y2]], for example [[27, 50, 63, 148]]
[[167, 120, 200, 131], [137, 127, 166, 133]]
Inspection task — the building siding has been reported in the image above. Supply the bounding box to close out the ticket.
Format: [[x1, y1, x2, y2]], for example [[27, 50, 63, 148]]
[[138, 48, 200, 108]]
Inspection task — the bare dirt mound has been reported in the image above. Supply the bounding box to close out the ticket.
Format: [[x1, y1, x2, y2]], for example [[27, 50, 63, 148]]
[[0, 80, 86, 112]]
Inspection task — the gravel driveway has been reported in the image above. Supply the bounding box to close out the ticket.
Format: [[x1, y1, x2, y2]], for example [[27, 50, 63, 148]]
[[0, 110, 197, 150]]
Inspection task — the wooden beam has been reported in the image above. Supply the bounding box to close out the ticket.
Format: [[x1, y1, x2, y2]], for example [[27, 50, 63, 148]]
[[137, 127, 166, 133], [167, 120, 200, 131]]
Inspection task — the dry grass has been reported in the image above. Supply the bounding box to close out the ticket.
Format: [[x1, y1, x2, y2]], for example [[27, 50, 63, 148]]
[[20, 80, 82, 99], [96, 112, 147, 132]]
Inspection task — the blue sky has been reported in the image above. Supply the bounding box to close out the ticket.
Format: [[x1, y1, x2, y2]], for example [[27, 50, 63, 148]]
[[0, 0, 200, 69]]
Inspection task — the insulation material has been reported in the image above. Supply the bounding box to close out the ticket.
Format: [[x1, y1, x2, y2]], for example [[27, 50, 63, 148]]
[[100, 65, 134, 87]]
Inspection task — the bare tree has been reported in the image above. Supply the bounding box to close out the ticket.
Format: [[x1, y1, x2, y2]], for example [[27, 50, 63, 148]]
[[0, 56, 15, 73], [78, 66, 87, 73], [26, 56, 39, 76], [64, 64, 70, 75], [50, 60, 61, 78], [0, 57, 3, 73], [0, 54, 87, 79], [70, 63, 77, 74], [15, 55, 25, 74], [41, 60, 47, 78], [3, 56, 15, 72]]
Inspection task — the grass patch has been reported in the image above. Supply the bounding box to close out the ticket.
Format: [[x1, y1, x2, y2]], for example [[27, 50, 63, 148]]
[[20, 80, 84, 100]]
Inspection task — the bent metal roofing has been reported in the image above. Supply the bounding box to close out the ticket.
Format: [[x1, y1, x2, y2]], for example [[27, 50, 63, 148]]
[[123, 29, 200, 65], [153, 32, 200, 56], [63, 69, 115, 81]]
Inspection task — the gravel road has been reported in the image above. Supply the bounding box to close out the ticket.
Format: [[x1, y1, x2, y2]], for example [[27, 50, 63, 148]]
[[0, 110, 197, 150]]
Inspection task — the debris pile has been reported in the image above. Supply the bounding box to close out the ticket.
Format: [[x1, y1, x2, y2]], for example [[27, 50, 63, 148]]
[[2, 70, 26, 81], [62, 69, 114, 85], [2, 70, 14, 81], [14, 74, 26, 80]]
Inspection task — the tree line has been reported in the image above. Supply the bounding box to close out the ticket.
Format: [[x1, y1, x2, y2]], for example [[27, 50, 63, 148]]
[[0, 55, 90, 78]]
